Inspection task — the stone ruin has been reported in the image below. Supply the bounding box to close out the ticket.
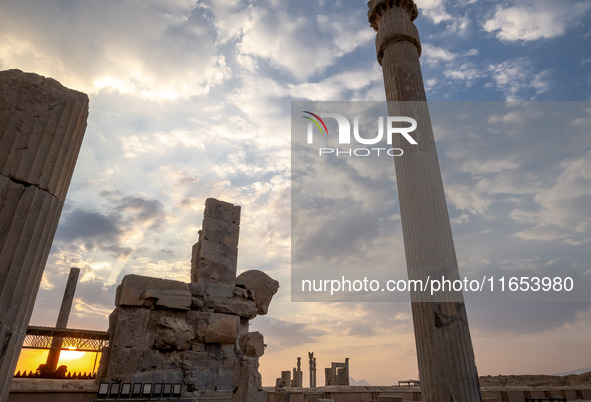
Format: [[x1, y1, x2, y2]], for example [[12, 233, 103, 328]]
[[0, 69, 88, 402], [325, 358, 349, 386], [308, 351, 317, 388], [275, 357, 303, 389], [97, 198, 279, 401], [292, 357, 303, 387]]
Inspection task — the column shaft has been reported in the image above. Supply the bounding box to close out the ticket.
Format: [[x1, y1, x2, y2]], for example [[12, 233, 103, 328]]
[[368, 2, 481, 401], [0, 69, 88, 402], [46, 267, 80, 372]]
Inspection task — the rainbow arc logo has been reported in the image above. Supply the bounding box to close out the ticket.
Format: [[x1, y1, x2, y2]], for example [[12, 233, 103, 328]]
[[302, 111, 328, 137]]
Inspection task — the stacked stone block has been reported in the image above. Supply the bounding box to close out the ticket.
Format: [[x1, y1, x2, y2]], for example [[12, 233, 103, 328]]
[[97, 198, 279, 402]]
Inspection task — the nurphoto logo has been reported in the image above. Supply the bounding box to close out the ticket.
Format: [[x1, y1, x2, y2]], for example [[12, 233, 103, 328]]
[[302, 111, 418, 157]]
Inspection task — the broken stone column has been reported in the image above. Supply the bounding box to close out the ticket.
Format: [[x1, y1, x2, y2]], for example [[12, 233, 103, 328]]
[[291, 357, 303, 387], [0, 69, 88, 402], [97, 199, 279, 402], [46, 267, 81, 372], [325, 368, 334, 386], [281, 370, 291, 387], [368, 2, 481, 401], [191, 198, 240, 286]]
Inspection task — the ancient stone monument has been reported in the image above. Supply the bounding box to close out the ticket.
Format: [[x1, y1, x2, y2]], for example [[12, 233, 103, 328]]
[[292, 357, 303, 387], [46, 267, 80, 373], [308, 351, 317, 388], [0, 69, 88, 402], [97, 198, 279, 401], [324, 358, 349, 386], [368, 1, 481, 401]]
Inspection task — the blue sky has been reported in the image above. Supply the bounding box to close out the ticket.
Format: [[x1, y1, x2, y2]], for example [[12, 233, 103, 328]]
[[1, 0, 591, 386]]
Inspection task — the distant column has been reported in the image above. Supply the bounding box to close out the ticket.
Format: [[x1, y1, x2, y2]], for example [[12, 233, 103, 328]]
[[367, 2, 481, 401], [45, 267, 80, 372], [308, 351, 316, 388], [0, 70, 88, 402]]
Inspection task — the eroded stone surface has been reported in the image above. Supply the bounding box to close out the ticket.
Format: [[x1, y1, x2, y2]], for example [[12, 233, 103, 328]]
[[239, 331, 265, 358], [0, 69, 88, 402], [236, 270, 279, 315], [115, 274, 191, 310], [192, 198, 241, 286], [97, 199, 278, 400]]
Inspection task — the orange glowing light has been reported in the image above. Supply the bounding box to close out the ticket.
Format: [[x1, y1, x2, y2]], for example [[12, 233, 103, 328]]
[[14, 348, 101, 376]]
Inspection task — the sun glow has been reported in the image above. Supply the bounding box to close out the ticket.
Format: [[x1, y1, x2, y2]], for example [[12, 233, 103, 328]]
[[14, 349, 101, 376], [59, 347, 86, 362]]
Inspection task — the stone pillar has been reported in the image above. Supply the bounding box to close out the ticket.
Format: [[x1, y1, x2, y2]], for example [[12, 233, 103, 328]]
[[0, 69, 88, 402], [324, 367, 333, 386], [191, 198, 240, 286], [46, 267, 80, 372], [292, 357, 303, 387], [281, 370, 291, 387], [367, 2, 481, 401], [308, 352, 316, 388]]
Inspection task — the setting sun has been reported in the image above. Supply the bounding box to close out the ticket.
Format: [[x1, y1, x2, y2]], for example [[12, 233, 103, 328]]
[[14, 349, 101, 376]]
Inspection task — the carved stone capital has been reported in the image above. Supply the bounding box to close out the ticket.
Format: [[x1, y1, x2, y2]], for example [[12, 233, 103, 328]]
[[368, 0, 419, 31]]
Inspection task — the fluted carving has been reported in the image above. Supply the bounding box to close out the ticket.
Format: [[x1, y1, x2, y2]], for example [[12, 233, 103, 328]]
[[368, 3, 482, 402], [0, 69, 88, 402]]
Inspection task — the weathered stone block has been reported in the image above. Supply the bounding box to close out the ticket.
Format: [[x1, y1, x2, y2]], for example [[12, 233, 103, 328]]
[[202, 216, 239, 248], [197, 282, 257, 318], [205, 295, 258, 319], [198, 313, 240, 344], [203, 282, 234, 298], [155, 315, 194, 350], [199, 238, 238, 270], [204, 198, 241, 225], [149, 289, 192, 310], [232, 356, 266, 402], [108, 307, 153, 348], [115, 274, 191, 310], [99, 346, 153, 382], [236, 270, 279, 315], [239, 332, 265, 358], [194, 258, 237, 286]]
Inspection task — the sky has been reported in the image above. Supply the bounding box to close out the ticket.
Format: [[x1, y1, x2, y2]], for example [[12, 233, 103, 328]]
[[1, 0, 591, 387]]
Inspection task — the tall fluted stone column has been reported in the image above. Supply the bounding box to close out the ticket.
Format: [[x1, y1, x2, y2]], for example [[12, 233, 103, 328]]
[[367, 2, 481, 401], [0, 70, 88, 401]]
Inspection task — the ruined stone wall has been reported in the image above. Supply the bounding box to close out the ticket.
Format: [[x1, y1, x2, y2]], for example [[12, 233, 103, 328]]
[[97, 199, 278, 401]]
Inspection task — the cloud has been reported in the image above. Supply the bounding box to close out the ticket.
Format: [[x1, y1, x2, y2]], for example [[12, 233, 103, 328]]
[[253, 318, 327, 349], [416, 0, 470, 34], [421, 43, 458, 66], [54, 208, 132, 259], [445, 184, 493, 215], [512, 151, 591, 243], [417, 0, 453, 25], [236, 3, 373, 80], [468, 302, 591, 335], [0, 0, 226, 99], [487, 58, 551, 100], [420, 44, 482, 91], [483, 0, 591, 42], [56, 209, 121, 243]]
